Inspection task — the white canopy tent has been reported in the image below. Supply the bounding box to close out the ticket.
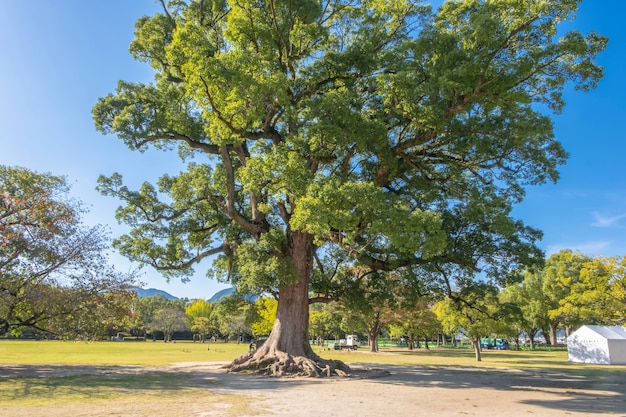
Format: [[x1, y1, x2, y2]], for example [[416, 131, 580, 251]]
[[567, 325, 626, 365]]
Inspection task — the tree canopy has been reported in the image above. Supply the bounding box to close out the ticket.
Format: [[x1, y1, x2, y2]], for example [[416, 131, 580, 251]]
[[93, 0, 606, 375]]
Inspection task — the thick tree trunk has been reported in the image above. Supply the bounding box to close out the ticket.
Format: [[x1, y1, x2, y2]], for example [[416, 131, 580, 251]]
[[369, 332, 379, 352], [226, 231, 349, 377], [368, 312, 381, 352]]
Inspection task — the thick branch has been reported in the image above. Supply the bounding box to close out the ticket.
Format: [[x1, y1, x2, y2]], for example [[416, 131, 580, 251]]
[[219, 147, 263, 236]]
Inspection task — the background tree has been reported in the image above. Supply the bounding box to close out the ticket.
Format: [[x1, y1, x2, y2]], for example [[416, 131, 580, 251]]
[[331, 267, 401, 352], [309, 303, 343, 345], [433, 283, 504, 361], [554, 256, 613, 328], [93, 0, 606, 375], [501, 277, 543, 349], [391, 299, 442, 350], [186, 298, 215, 342], [251, 297, 278, 338], [0, 165, 135, 338], [609, 257, 626, 324], [57, 290, 136, 340], [133, 294, 187, 340], [551, 255, 626, 328], [190, 317, 212, 342], [211, 294, 255, 341], [542, 250, 590, 342], [148, 307, 189, 342]]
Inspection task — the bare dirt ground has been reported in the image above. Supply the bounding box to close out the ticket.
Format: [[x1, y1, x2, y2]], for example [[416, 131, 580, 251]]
[[2, 361, 626, 417]]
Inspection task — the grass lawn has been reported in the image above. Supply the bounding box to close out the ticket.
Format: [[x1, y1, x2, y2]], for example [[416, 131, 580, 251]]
[[0, 340, 256, 416], [318, 344, 626, 375], [3, 338, 624, 374], [0, 338, 250, 366]]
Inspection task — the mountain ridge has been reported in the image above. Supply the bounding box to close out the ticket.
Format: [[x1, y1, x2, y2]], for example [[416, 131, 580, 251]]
[[131, 287, 179, 300], [132, 286, 240, 302]]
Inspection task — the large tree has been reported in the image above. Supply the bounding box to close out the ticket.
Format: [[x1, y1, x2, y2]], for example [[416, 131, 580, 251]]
[[0, 165, 135, 338], [93, 0, 605, 375]]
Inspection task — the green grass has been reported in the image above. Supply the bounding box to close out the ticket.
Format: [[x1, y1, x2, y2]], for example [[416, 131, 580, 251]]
[[3, 339, 625, 374], [0, 340, 260, 416], [317, 345, 626, 377], [0, 339, 251, 366]]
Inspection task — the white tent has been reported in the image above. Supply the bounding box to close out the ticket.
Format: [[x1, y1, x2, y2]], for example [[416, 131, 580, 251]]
[[567, 325, 626, 365]]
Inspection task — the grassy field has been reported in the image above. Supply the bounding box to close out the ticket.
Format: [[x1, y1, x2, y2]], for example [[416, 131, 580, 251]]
[[0, 339, 250, 366], [2, 339, 624, 416], [1, 338, 623, 373], [0, 340, 256, 415]]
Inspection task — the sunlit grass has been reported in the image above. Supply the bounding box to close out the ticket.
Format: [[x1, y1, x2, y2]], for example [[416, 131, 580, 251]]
[[0, 339, 250, 366], [317, 345, 626, 377], [3, 339, 625, 376], [0, 340, 260, 416]]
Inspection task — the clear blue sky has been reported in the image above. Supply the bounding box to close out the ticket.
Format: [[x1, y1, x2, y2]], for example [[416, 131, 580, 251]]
[[1, 1, 625, 299]]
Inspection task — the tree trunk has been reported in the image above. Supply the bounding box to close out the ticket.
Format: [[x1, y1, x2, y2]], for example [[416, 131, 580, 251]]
[[226, 231, 349, 377], [368, 312, 381, 353], [548, 322, 558, 346], [369, 333, 379, 352], [472, 337, 482, 361]]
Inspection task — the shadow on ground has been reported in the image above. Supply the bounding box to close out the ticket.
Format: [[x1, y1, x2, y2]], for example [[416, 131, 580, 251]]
[[2, 362, 625, 416]]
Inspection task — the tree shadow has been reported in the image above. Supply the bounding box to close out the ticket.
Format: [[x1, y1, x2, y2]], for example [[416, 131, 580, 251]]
[[350, 362, 626, 415], [3, 362, 626, 415], [0, 364, 218, 402]]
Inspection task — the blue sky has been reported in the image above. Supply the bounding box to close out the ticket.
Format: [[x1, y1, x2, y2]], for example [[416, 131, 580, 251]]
[[1, 1, 625, 299]]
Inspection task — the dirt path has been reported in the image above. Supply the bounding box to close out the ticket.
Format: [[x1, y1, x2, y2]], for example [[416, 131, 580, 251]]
[[2, 361, 625, 416]]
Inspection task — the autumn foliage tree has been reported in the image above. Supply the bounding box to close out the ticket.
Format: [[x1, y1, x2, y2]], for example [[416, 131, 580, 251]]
[[93, 0, 605, 375], [0, 165, 135, 338]]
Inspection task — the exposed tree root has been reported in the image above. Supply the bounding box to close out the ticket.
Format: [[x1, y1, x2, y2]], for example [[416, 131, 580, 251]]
[[224, 348, 351, 377]]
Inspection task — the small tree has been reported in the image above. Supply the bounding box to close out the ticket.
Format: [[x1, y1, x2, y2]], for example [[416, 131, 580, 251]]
[[186, 299, 214, 342], [309, 303, 343, 344], [212, 295, 254, 341], [392, 300, 442, 350], [132, 294, 180, 339], [334, 268, 401, 352], [500, 282, 539, 349], [149, 307, 188, 342], [433, 283, 503, 361]]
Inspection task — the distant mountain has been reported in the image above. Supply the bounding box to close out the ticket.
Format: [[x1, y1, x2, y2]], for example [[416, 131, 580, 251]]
[[208, 287, 236, 302], [132, 287, 179, 300], [208, 287, 258, 303], [131, 286, 256, 303]]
